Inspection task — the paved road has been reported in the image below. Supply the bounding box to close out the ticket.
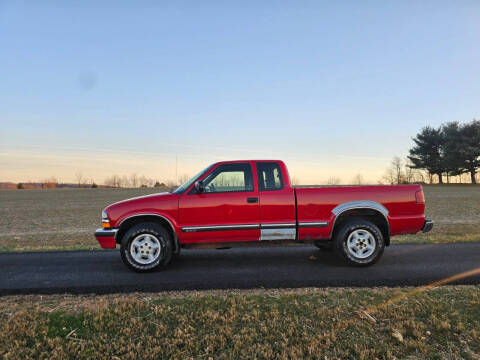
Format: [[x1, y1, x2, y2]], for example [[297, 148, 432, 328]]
[[0, 243, 479, 295]]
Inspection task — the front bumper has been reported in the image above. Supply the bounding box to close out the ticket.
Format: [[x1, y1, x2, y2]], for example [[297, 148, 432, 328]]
[[94, 228, 118, 249], [421, 218, 434, 233]]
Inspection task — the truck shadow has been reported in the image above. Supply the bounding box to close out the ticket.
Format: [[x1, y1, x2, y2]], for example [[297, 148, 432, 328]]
[[165, 246, 353, 272]]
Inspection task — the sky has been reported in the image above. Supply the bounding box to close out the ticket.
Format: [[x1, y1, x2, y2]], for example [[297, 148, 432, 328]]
[[1, 0, 479, 185]]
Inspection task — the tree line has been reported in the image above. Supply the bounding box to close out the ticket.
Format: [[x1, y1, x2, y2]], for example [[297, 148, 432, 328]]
[[103, 173, 190, 188], [408, 120, 480, 184], [14, 173, 191, 190]]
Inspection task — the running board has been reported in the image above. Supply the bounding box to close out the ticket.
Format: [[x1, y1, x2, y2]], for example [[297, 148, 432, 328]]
[[182, 240, 314, 249]]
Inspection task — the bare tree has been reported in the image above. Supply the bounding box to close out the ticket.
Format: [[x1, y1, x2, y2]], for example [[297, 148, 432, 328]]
[[351, 173, 364, 185], [107, 175, 121, 187], [104, 176, 113, 187], [381, 166, 395, 185], [138, 175, 149, 187], [120, 175, 130, 188], [404, 158, 425, 183], [325, 176, 341, 185], [75, 171, 83, 188], [391, 157, 404, 184], [130, 173, 138, 188], [404, 160, 415, 184], [104, 175, 119, 187], [381, 156, 416, 185]]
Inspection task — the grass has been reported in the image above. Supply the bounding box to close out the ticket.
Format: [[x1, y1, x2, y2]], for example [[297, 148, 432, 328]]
[[0, 185, 479, 252], [0, 286, 479, 359]]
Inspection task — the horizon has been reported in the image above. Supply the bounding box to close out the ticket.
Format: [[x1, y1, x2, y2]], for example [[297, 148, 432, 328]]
[[1, 1, 479, 184]]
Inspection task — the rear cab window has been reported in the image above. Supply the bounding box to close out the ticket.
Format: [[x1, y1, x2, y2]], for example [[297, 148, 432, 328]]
[[256, 162, 283, 191]]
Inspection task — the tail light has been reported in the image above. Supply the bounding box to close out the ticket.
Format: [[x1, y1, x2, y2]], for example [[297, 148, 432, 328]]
[[415, 189, 425, 203]]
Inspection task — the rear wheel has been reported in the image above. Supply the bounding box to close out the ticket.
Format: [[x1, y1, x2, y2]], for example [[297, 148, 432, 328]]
[[120, 222, 173, 272], [333, 218, 384, 266]]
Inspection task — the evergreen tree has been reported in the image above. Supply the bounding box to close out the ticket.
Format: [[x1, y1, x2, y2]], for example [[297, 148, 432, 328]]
[[442, 122, 464, 180], [408, 126, 446, 183], [459, 120, 480, 183]]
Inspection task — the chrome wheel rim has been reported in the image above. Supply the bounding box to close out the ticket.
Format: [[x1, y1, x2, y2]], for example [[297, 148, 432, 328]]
[[130, 234, 161, 264], [346, 229, 376, 259]]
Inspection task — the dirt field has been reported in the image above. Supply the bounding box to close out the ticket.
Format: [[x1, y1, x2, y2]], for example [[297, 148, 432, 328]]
[[398, 185, 480, 244], [1, 189, 479, 359], [1, 286, 479, 359], [0, 185, 479, 252]]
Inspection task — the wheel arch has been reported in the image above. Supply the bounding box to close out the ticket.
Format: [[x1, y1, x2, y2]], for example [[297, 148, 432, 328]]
[[116, 213, 180, 254], [330, 200, 390, 246]]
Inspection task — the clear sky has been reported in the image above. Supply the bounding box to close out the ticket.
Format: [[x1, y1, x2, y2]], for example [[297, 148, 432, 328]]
[[1, 0, 479, 184]]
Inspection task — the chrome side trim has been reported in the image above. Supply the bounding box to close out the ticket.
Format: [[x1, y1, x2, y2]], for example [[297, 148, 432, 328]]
[[260, 223, 296, 229], [181, 222, 298, 233], [118, 213, 179, 253], [260, 228, 296, 241], [331, 200, 389, 217], [181, 224, 260, 233], [298, 221, 329, 228], [329, 200, 390, 239]]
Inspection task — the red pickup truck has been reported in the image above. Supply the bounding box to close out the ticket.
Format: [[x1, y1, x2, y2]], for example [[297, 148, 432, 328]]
[[95, 160, 433, 272]]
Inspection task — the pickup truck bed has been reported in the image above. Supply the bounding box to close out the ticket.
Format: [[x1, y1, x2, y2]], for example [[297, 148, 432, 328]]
[[296, 185, 426, 241]]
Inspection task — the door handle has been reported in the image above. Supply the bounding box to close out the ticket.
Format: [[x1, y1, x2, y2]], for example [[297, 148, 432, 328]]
[[247, 197, 258, 203]]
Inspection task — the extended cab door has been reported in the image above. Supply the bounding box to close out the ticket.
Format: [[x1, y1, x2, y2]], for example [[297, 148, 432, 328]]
[[256, 161, 297, 241], [178, 162, 260, 243]]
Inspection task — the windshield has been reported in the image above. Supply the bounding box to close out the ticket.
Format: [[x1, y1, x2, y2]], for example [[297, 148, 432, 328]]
[[172, 164, 213, 194]]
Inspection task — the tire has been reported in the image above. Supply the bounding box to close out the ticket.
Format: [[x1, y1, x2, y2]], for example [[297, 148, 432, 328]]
[[120, 222, 173, 272], [333, 218, 384, 266]]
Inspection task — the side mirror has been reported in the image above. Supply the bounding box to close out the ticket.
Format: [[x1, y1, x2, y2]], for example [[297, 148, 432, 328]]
[[194, 180, 205, 193]]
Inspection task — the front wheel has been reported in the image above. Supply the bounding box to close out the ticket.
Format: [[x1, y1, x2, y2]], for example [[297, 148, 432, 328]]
[[120, 222, 173, 272], [333, 218, 384, 266]]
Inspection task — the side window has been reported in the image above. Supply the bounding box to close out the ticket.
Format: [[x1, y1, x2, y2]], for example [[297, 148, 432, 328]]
[[256, 162, 283, 191], [202, 163, 254, 193]]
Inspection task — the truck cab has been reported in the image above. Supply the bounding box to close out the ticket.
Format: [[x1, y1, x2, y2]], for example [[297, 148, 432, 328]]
[[178, 160, 296, 244]]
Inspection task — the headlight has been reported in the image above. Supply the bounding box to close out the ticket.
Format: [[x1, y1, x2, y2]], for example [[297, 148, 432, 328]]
[[102, 210, 110, 228]]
